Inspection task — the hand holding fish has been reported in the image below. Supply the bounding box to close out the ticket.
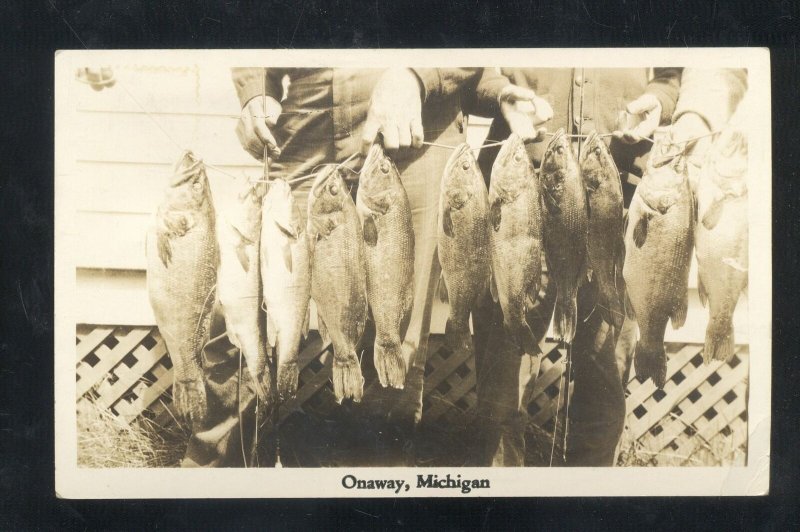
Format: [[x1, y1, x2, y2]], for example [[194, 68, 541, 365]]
[[498, 84, 551, 143], [362, 68, 425, 153], [236, 95, 283, 161], [615, 93, 663, 144]]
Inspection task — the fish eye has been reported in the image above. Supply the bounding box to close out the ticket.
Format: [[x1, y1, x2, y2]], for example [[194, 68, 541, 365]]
[[461, 159, 470, 170], [556, 145, 565, 155], [380, 160, 390, 174], [192, 181, 203, 192], [513, 151, 522, 163], [594, 147, 602, 157], [328, 181, 339, 195]]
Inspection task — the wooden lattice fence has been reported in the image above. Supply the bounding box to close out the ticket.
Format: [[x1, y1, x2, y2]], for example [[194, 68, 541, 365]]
[[75, 324, 748, 465]]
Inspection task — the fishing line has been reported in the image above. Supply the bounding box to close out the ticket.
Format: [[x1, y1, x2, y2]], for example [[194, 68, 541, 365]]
[[562, 341, 573, 461], [549, 341, 566, 467], [237, 349, 249, 468]]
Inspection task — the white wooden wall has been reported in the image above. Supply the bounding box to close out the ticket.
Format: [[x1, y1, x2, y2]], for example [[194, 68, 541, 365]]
[[63, 63, 746, 343]]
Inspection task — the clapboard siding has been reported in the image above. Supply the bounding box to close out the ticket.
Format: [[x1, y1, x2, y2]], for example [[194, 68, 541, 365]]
[[67, 64, 745, 342]]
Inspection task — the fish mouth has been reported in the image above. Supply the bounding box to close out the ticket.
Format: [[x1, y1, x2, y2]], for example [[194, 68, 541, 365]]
[[362, 143, 385, 174], [444, 143, 473, 173], [170, 150, 205, 186], [310, 165, 338, 198]]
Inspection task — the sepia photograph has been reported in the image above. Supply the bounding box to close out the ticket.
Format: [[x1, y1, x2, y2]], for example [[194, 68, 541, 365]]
[[54, 48, 771, 497]]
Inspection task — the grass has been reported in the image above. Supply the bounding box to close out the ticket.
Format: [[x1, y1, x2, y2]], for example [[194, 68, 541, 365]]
[[77, 396, 188, 468]]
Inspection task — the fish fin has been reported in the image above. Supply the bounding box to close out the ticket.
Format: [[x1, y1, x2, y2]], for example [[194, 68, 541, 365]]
[[489, 274, 499, 303], [437, 274, 449, 303], [543, 189, 560, 215], [373, 341, 407, 389], [624, 290, 636, 321], [317, 312, 331, 345], [363, 215, 378, 247], [235, 243, 250, 272], [266, 311, 277, 348], [442, 206, 455, 238], [302, 307, 310, 340], [517, 323, 542, 357], [670, 292, 688, 329], [281, 241, 292, 272], [553, 292, 577, 343], [701, 197, 725, 230], [444, 318, 474, 359], [632, 212, 650, 248], [157, 232, 172, 267], [698, 273, 708, 307], [490, 199, 502, 232], [586, 267, 593, 283], [722, 257, 748, 272], [633, 342, 667, 388], [275, 217, 299, 240], [704, 319, 735, 364]]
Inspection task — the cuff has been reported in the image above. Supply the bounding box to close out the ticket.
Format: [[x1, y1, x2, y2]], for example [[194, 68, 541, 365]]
[[646, 86, 677, 125]]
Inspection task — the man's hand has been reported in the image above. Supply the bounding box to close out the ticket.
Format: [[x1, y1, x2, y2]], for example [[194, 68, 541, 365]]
[[362, 68, 424, 153], [499, 85, 552, 142], [615, 93, 663, 144], [236, 96, 283, 161]]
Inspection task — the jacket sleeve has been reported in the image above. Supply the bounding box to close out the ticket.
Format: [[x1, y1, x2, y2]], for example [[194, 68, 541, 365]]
[[672, 69, 748, 131], [463, 68, 513, 117], [410, 68, 497, 103], [646, 67, 683, 124], [231, 68, 285, 108]]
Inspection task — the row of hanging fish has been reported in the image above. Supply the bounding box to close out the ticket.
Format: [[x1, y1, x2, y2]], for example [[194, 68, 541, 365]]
[[146, 145, 417, 425], [147, 114, 749, 426]]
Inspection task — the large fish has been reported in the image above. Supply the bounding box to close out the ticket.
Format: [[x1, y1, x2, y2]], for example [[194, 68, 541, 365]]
[[356, 144, 414, 389], [308, 166, 367, 403], [623, 143, 694, 388], [147, 151, 218, 426], [217, 180, 270, 402], [579, 131, 626, 330], [695, 125, 748, 363], [540, 128, 589, 343], [261, 178, 311, 401], [487, 133, 542, 356], [437, 142, 492, 360]]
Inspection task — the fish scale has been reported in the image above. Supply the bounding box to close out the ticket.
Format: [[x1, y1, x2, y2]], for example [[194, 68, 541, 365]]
[[308, 166, 367, 403], [437, 142, 491, 361], [357, 144, 414, 389], [540, 128, 589, 344], [261, 178, 312, 401], [488, 133, 542, 357], [695, 124, 748, 364], [147, 151, 218, 427], [579, 131, 625, 331], [623, 148, 694, 388], [217, 180, 271, 403]]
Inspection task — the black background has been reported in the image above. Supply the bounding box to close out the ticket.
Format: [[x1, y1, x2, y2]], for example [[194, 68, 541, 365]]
[[1, 0, 797, 529]]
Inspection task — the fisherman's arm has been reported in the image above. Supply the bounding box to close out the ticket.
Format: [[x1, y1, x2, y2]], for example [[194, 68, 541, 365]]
[[667, 68, 748, 157], [232, 68, 285, 160], [466, 68, 553, 141]]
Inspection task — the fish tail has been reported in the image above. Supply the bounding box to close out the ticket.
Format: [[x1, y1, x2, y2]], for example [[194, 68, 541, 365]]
[[704, 317, 735, 364], [332, 353, 365, 404], [373, 340, 407, 390], [172, 377, 208, 427], [444, 317, 475, 359], [276, 361, 299, 401], [553, 291, 577, 343], [633, 341, 667, 389], [515, 322, 542, 357]]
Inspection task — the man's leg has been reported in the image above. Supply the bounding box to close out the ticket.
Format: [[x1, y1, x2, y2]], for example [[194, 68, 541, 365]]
[[563, 281, 627, 467]]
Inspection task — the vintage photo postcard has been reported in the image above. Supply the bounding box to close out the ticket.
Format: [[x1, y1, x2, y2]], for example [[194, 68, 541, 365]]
[[54, 48, 771, 498]]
